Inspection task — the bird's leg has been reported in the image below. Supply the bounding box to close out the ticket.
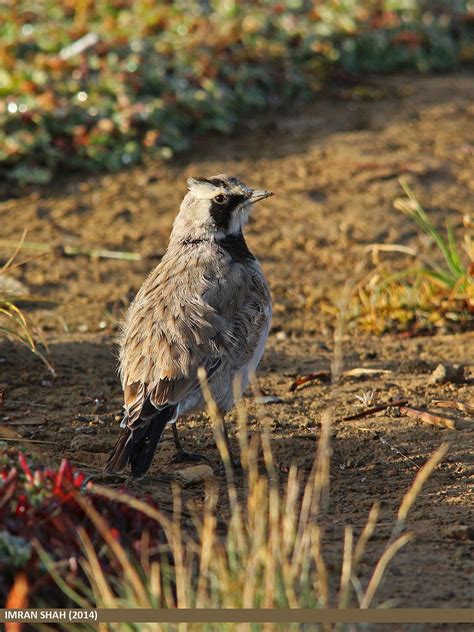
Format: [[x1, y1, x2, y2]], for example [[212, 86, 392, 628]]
[[171, 423, 183, 451], [170, 423, 210, 464]]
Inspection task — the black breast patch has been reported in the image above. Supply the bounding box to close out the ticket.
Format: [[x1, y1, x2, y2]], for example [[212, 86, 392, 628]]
[[217, 232, 255, 262], [209, 194, 247, 232]]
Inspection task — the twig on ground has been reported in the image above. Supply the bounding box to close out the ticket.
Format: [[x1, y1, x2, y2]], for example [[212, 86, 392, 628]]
[[289, 367, 392, 392], [342, 398, 408, 421], [0, 437, 56, 444], [431, 400, 474, 415], [289, 371, 330, 392], [344, 368, 392, 378], [340, 395, 471, 430], [363, 242, 440, 271], [0, 239, 142, 261], [399, 405, 470, 430], [2, 420, 45, 426]]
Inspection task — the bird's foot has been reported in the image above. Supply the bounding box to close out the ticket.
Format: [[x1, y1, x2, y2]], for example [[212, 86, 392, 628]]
[[171, 449, 210, 465]]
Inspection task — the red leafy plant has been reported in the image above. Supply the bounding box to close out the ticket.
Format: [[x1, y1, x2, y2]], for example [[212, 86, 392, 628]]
[[0, 444, 169, 606]]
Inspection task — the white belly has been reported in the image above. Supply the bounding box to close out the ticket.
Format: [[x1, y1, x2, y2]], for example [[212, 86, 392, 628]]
[[239, 303, 272, 391]]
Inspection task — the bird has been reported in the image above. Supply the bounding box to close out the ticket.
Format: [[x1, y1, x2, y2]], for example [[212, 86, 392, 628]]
[[105, 174, 273, 477]]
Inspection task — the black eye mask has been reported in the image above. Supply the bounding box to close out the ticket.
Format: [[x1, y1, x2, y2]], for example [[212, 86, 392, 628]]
[[209, 194, 248, 231]]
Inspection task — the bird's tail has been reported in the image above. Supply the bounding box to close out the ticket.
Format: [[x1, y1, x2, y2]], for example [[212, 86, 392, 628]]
[[105, 405, 174, 477]]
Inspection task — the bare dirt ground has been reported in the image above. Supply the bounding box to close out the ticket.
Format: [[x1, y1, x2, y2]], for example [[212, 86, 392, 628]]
[[1, 74, 473, 618]]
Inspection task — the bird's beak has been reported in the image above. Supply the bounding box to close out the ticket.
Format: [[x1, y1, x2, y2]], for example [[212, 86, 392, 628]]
[[249, 189, 273, 203]]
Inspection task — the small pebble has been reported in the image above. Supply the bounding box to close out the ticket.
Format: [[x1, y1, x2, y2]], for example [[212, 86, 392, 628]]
[[255, 395, 283, 405], [429, 363, 465, 385], [174, 464, 214, 486]]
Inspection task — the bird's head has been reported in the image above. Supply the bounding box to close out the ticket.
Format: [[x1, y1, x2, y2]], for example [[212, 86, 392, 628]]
[[171, 174, 273, 241]]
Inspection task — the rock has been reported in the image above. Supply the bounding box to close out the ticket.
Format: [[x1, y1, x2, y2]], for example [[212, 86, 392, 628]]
[[70, 434, 112, 452], [255, 394, 283, 405], [429, 363, 465, 385], [0, 275, 29, 296], [174, 464, 214, 486]]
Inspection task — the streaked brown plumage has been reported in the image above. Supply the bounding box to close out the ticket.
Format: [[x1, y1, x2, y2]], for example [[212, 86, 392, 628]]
[[105, 174, 273, 477]]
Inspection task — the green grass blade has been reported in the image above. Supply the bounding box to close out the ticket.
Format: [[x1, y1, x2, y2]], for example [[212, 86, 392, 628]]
[[446, 222, 465, 276], [398, 181, 465, 285]]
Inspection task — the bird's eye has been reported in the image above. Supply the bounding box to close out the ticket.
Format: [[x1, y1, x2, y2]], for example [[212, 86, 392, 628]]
[[214, 194, 227, 204]]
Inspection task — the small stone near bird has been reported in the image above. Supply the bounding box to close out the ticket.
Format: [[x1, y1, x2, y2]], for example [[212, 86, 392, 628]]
[[429, 363, 465, 385], [0, 275, 29, 296], [174, 464, 214, 486], [255, 394, 283, 405]]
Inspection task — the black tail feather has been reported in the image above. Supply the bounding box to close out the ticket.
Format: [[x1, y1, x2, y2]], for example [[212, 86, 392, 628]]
[[104, 427, 133, 473], [105, 404, 175, 477], [129, 417, 168, 477]]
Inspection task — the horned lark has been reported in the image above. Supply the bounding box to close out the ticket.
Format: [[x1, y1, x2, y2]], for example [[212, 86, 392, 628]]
[[105, 174, 273, 477]]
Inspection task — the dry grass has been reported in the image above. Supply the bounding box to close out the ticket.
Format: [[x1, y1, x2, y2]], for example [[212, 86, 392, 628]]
[[0, 231, 53, 372], [37, 379, 448, 632]]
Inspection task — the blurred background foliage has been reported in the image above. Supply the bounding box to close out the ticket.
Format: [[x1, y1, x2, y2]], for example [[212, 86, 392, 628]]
[[0, 0, 473, 184]]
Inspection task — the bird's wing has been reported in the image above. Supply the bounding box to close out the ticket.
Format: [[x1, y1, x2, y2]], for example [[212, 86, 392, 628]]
[[120, 250, 271, 427], [204, 262, 272, 373], [120, 251, 228, 427]]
